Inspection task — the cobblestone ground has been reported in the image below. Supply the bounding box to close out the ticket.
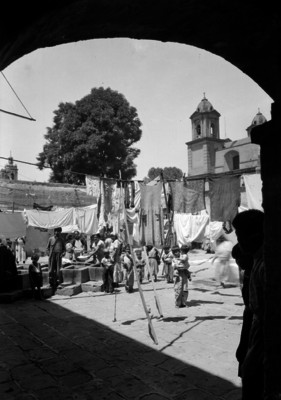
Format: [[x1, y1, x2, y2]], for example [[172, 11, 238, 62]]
[[0, 250, 243, 400]]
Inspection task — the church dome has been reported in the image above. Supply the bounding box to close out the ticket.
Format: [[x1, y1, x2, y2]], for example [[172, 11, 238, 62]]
[[196, 94, 214, 112], [251, 110, 267, 126]]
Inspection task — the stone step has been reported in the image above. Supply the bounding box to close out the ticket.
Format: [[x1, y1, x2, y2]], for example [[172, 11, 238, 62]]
[[81, 280, 103, 293], [56, 283, 82, 296]]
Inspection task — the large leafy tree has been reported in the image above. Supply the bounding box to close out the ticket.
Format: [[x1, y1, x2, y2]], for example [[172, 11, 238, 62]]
[[37, 87, 142, 184], [147, 166, 183, 181]]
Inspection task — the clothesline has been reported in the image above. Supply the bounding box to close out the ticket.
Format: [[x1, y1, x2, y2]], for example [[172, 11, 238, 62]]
[[0, 155, 257, 184]]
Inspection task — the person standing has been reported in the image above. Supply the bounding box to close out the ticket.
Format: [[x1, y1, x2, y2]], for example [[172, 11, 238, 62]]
[[161, 245, 174, 283], [134, 248, 146, 284], [101, 249, 115, 293], [180, 244, 192, 282], [213, 235, 233, 287], [231, 242, 254, 379], [232, 209, 265, 400], [86, 233, 105, 264], [121, 245, 134, 293], [146, 244, 160, 282], [71, 230, 87, 260], [171, 245, 190, 308], [46, 227, 65, 291], [111, 233, 123, 286]]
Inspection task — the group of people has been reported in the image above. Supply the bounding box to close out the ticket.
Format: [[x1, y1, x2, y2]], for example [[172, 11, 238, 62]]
[[0, 207, 272, 398], [1, 224, 194, 309], [44, 225, 194, 309]]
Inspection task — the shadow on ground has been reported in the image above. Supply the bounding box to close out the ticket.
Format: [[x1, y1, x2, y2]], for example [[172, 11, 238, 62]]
[[0, 297, 241, 400]]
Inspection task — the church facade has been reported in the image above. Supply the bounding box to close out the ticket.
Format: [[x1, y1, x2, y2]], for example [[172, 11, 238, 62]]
[[185, 95, 266, 211], [186, 95, 265, 177]]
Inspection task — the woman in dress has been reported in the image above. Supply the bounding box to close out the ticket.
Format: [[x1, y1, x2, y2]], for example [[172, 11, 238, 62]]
[[171, 245, 190, 308], [121, 245, 135, 293]]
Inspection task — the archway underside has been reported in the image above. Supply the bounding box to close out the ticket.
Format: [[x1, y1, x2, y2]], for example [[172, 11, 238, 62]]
[[0, 0, 280, 101]]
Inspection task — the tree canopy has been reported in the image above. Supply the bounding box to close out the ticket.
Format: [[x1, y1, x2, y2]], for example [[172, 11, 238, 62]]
[[37, 87, 142, 184], [147, 166, 184, 181]]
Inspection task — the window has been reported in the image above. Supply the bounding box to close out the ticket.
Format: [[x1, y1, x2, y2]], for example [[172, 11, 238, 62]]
[[224, 150, 240, 171], [233, 155, 239, 170], [210, 123, 215, 137]]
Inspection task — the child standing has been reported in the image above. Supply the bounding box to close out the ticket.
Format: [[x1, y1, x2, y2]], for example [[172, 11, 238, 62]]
[[146, 244, 160, 282], [101, 249, 115, 293], [121, 245, 135, 293], [134, 248, 146, 284], [172, 245, 190, 308], [180, 244, 192, 282], [161, 245, 174, 283], [28, 252, 43, 300]]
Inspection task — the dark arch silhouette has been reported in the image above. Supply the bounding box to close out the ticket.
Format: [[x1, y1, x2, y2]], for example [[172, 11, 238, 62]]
[[0, 0, 280, 101]]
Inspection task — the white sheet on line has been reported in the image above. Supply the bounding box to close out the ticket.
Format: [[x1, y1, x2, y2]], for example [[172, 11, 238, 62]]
[[243, 173, 263, 211], [173, 212, 209, 245]]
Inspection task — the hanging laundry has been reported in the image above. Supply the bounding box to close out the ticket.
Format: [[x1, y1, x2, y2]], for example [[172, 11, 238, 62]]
[[24, 226, 52, 257], [109, 182, 126, 235], [146, 175, 161, 186], [85, 175, 101, 200], [184, 178, 205, 211], [243, 173, 263, 210], [134, 181, 141, 210], [169, 179, 205, 213], [126, 207, 140, 246], [139, 181, 164, 246], [24, 207, 76, 229], [124, 181, 135, 208], [140, 181, 162, 210], [98, 178, 115, 231], [209, 175, 241, 222], [75, 204, 98, 235], [0, 212, 26, 239], [103, 178, 116, 216], [162, 182, 172, 212], [173, 212, 209, 245]]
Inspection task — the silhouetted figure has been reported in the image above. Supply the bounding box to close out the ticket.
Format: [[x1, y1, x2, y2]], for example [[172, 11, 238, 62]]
[[0, 235, 19, 292], [232, 209, 264, 400], [232, 242, 254, 378]]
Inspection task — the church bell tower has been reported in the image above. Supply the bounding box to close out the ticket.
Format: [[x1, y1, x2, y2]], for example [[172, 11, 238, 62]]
[[186, 94, 228, 176]]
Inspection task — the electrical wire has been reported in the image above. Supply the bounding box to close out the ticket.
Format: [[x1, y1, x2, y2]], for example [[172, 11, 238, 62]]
[[0, 71, 35, 121]]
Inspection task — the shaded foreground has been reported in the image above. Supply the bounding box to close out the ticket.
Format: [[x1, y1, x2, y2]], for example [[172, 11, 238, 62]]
[[0, 251, 242, 399]]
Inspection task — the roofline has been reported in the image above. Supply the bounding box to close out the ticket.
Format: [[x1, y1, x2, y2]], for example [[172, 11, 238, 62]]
[[185, 137, 231, 146], [189, 110, 221, 119]]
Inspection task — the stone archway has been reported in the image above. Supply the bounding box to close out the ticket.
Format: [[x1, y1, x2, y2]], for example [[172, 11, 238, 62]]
[[1, 1, 281, 398], [0, 0, 281, 101]]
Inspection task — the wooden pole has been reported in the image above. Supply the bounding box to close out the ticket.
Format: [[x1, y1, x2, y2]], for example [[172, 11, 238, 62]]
[[160, 171, 174, 252], [121, 172, 159, 345], [142, 246, 163, 318]]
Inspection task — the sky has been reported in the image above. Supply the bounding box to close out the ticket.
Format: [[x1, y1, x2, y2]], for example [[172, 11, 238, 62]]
[[0, 38, 273, 183]]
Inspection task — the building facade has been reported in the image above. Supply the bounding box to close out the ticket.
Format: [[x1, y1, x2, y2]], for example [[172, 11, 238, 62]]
[[185, 95, 266, 211], [186, 95, 265, 177], [0, 156, 18, 181]]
